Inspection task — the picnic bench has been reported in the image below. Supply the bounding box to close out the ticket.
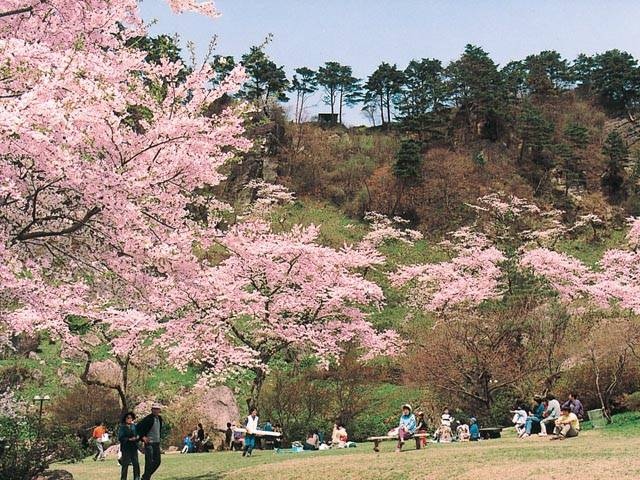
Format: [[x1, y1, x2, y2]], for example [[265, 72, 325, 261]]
[[366, 433, 430, 452], [232, 428, 281, 437], [479, 427, 502, 439]]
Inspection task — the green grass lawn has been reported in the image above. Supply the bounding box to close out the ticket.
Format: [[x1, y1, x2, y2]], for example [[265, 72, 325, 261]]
[[59, 418, 640, 480]]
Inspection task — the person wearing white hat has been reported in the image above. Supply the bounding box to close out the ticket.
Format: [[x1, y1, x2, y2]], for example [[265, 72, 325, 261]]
[[136, 403, 164, 480], [396, 404, 416, 453]]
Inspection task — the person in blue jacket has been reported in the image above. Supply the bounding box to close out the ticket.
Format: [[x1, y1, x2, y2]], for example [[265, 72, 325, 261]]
[[118, 411, 140, 480], [469, 417, 480, 441], [181, 434, 195, 453], [396, 404, 416, 452]]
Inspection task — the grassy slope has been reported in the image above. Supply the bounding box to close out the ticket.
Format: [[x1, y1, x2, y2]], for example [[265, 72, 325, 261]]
[[60, 413, 640, 480]]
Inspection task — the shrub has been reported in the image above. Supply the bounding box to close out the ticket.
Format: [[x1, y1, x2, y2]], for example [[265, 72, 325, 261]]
[[0, 415, 84, 480], [621, 391, 640, 412]]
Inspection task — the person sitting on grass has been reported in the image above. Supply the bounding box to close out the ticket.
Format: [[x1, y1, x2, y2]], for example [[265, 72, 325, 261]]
[[540, 394, 561, 436], [181, 433, 194, 454], [469, 417, 480, 441], [522, 395, 545, 438], [396, 404, 416, 453], [456, 422, 470, 442], [331, 423, 349, 448], [551, 405, 580, 440], [510, 405, 528, 438], [435, 408, 454, 443], [303, 430, 320, 450]]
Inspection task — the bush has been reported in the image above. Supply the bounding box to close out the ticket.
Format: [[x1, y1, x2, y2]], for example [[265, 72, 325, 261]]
[[621, 391, 640, 412], [49, 384, 121, 440], [0, 415, 84, 480]]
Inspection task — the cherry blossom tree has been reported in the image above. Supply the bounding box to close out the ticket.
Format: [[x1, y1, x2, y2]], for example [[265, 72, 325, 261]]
[[156, 221, 401, 409], [1, 0, 248, 348], [1, 2, 403, 409]]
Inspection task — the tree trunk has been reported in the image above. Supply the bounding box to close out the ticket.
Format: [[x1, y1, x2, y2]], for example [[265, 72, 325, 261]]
[[386, 92, 391, 126], [379, 94, 385, 125], [246, 368, 266, 412], [339, 89, 344, 124]]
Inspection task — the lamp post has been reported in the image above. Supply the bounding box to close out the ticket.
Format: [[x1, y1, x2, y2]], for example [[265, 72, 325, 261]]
[[33, 395, 50, 437]]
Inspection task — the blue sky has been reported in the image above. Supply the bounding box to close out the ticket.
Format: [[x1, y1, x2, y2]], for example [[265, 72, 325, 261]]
[[140, 0, 640, 125]]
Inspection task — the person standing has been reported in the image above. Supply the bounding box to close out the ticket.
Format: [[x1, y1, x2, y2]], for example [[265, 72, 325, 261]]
[[136, 403, 164, 480], [92, 421, 107, 461], [118, 412, 140, 480], [396, 404, 416, 453], [224, 422, 233, 451], [243, 408, 259, 457]]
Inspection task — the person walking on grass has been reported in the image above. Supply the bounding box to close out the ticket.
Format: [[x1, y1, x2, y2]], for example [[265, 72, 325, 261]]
[[136, 403, 164, 480], [243, 408, 259, 457], [92, 421, 107, 461], [396, 404, 416, 453], [118, 412, 140, 480]]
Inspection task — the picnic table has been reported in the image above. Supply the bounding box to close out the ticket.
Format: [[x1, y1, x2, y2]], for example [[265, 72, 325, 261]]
[[479, 427, 502, 439], [232, 428, 281, 437], [366, 433, 430, 452]]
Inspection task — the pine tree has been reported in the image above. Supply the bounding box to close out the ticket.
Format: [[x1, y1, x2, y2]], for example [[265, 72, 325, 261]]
[[601, 131, 628, 200]]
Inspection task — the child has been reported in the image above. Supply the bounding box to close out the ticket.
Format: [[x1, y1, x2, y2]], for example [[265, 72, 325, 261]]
[[415, 411, 428, 449], [441, 408, 452, 427], [225, 422, 233, 451], [181, 434, 194, 454], [457, 423, 470, 441], [396, 404, 416, 453], [510, 405, 528, 438], [436, 408, 453, 443]]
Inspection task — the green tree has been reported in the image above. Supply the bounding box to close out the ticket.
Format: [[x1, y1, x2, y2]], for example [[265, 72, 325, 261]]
[[575, 50, 640, 113], [523, 50, 572, 96], [502, 60, 528, 100], [240, 46, 289, 113], [446, 44, 508, 140], [396, 58, 450, 141], [210, 54, 237, 86], [601, 130, 629, 200], [317, 61, 361, 124], [290, 67, 318, 123], [392, 139, 423, 215], [364, 62, 405, 126], [555, 123, 589, 196], [517, 103, 555, 166]]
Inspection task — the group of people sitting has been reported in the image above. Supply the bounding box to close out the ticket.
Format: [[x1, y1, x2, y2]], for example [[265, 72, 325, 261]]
[[511, 393, 583, 440], [181, 423, 212, 453], [395, 404, 481, 452], [300, 423, 352, 450]]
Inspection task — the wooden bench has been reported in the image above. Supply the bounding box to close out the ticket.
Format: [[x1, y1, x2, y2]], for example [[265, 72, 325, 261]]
[[366, 433, 430, 452], [479, 427, 502, 439]]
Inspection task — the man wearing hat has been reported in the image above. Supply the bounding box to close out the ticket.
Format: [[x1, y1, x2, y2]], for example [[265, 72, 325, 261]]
[[396, 404, 416, 452], [136, 403, 164, 480]]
